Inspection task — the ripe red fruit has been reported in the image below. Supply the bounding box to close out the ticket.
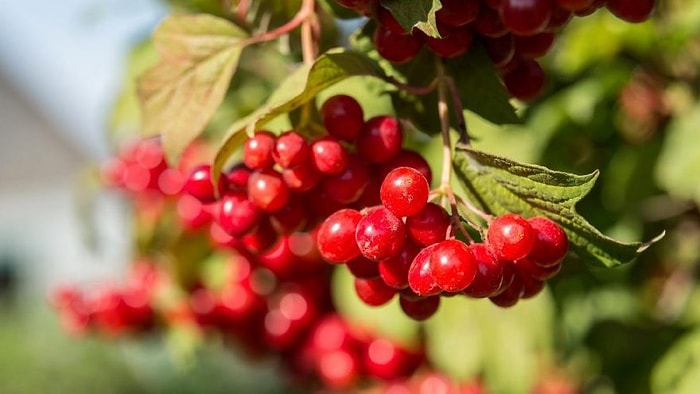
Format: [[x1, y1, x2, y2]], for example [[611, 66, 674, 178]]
[[346, 256, 381, 279], [514, 32, 555, 58], [282, 162, 321, 192], [436, 0, 480, 27], [273, 130, 309, 168], [555, 0, 594, 11], [364, 338, 422, 379], [247, 169, 290, 212], [373, 26, 423, 64], [216, 193, 259, 237], [499, 0, 552, 36], [484, 34, 516, 68], [489, 277, 523, 307], [515, 257, 562, 281], [606, 0, 655, 23], [240, 217, 277, 254], [423, 24, 474, 58], [222, 163, 251, 192], [463, 243, 505, 298], [317, 209, 363, 264], [321, 95, 364, 141], [310, 136, 349, 175], [379, 242, 420, 289], [503, 59, 546, 100], [474, 5, 508, 37], [487, 213, 536, 261], [243, 131, 276, 169], [399, 295, 441, 321], [407, 243, 442, 296], [322, 154, 371, 204], [379, 149, 433, 185], [405, 203, 450, 247], [546, 6, 573, 31], [357, 116, 404, 163], [429, 239, 478, 292], [527, 217, 568, 267], [317, 348, 361, 389], [354, 277, 397, 306], [376, 5, 406, 34], [182, 164, 221, 203], [355, 207, 407, 261], [380, 167, 430, 218]]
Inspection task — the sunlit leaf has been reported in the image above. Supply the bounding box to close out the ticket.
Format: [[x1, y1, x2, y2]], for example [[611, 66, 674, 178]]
[[379, 0, 442, 38]]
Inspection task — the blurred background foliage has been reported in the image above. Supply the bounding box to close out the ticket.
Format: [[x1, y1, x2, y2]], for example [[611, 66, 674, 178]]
[[4, 0, 700, 393]]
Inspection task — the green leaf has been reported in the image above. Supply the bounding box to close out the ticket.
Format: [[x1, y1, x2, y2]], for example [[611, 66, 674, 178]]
[[379, 0, 442, 38], [446, 45, 520, 125], [138, 14, 248, 163], [213, 48, 387, 181], [452, 145, 662, 267]]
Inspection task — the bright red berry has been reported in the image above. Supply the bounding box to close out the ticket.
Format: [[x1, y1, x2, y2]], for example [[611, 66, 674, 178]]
[[317, 209, 363, 264], [429, 239, 478, 292], [273, 130, 309, 168], [310, 136, 349, 175], [373, 26, 423, 64], [527, 217, 568, 267], [216, 193, 259, 237], [380, 167, 430, 218], [183, 164, 222, 203], [247, 169, 290, 212], [322, 154, 371, 204], [405, 203, 450, 247], [354, 277, 397, 306], [487, 213, 536, 261], [282, 162, 321, 192], [407, 243, 442, 296], [355, 207, 406, 261], [357, 116, 404, 164], [321, 95, 364, 141], [243, 131, 276, 169], [379, 242, 420, 289], [379, 149, 433, 185], [462, 243, 505, 298]]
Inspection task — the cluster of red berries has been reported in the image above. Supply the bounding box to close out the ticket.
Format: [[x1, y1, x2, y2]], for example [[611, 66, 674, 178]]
[[51, 261, 158, 337], [336, 0, 656, 100]]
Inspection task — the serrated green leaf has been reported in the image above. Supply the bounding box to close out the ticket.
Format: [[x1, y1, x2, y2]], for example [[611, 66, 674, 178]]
[[213, 48, 387, 181], [446, 45, 520, 125], [138, 14, 248, 163], [453, 145, 661, 267], [379, 0, 442, 38]]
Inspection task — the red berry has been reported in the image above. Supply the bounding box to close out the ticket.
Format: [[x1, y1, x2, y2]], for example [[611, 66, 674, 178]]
[[546, 6, 573, 31], [429, 239, 478, 292], [373, 26, 423, 64], [357, 116, 404, 163], [527, 217, 568, 267], [363, 338, 422, 379], [183, 164, 222, 203], [399, 295, 440, 321], [322, 154, 371, 204], [273, 130, 309, 168], [376, 5, 407, 34], [499, 0, 552, 36], [269, 196, 307, 234], [317, 348, 360, 389], [555, 0, 594, 11], [380, 167, 430, 218], [489, 277, 523, 307], [436, 0, 480, 26], [606, 0, 655, 23], [405, 203, 450, 247], [346, 256, 381, 279], [487, 213, 536, 261], [310, 136, 349, 175], [240, 218, 277, 254], [247, 169, 290, 212], [463, 243, 506, 298], [354, 277, 397, 306], [484, 34, 516, 68], [222, 163, 251, 192], [379, 149, 433, 185], [423, 24, 474, 58], [321, 95, 364, 141], [317, 209, 363, 264], [515, 257, 562, 280], [355, 207, 406, 261], [243, 131, 276, 170], [282, 162, 321, 192], [407, 243, 442, 296], [514, 32, 555, 58], [474, 5, 508, 37], [519, 273, 545, 299], [503, 59, 546, 100], [216, 193, 259, 236], [379, 242, 420, 290]]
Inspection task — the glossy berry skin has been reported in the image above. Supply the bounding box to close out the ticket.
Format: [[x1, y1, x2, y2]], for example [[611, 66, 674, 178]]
[[399, 295, 441, 321], [354, 277, 397, 306], [436, 0, 479, 26], [499, 0, 552, 36], [463, 243, 505, 298], [429, 239, 478, 292], [357, 116, 404, 163], [216, 193, 259, 237], [408, 243, 442, 296], [183, 164, 221, 203], [322, 154, 371, 204], [487, 213, 536, 261], [423, 25, 474, 58], [317, 209, 363, 263], [321, 95, 364, 141], [379, 149, 433, 185], [273, 130, 309, 168], [355, 207, 406, 261], [379, 242, 420, 289], [405, 203, 450, 247], [503, 59, 546, 101], [527, 217, 568, 267], [373, 26, 423, 64], [243, 131, 276, 169], [310, 136, 349, 175], [606, 0, 655, 23], [380, 167, 430, 218], [282, 162, 321, 192], [247, 169, 290, 213]]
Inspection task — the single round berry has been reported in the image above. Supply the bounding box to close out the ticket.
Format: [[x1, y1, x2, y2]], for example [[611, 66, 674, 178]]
[[380, 167, 430, 218], [499, 0, 552, 36], [487, 213, 536, 261], [373, 26, 423, 64], [462, 243, 505, 298], [322, 154, 371, 204], [355, 207, 406, 261], [436, 0, 480, 26], [223, 163, 251, 192], [514, 32, 555, 58], [606, 0, 655, 23], [379, 242, 420, 289], [247, 169, 290, 212], [407, 243, 442, 296], [423, 24, 474, 58], [273, 130, 309, 168], [354, 277, 397, 306], [282, 162, 321, 192], [518, 273, 545, 299], [399, 295, 440, 321], [527, 217, 568, 267], [243, 131, 276, 169], [310, 136, 349, 175], [357, 116, 404, 163], [405, 203, 450, 247], [216, 193, 259, 237], [317, 209, 363, 264], [429, 239, 478, 292], [321, 95, 364, 141], [183, 164, 222, 203], [503, 59, 546, 100], [489, 277, 523, 307]]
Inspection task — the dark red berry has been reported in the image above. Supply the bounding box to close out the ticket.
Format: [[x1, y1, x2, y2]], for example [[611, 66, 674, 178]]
[[423, 24, 474, 58], [321, 95, 364, 141], [408, 243, 442, 296], [546, 6, 573, 31], [606, 0, 655, 23], [474, 5, 508, 37], [310, 136, 349, 175], [243, 131, 276, 169], [240, 217, 277, 254], [503, 59, 546, 100], [273, 130, 309, 168], [355, 207, 406, 261], [405, 203, 450, 247], [499, 0, 552, 36], [376, 5, 406, 34], [317, 209, 363, 264], [399, 295, 440, 321], [223, 163, 251, 192], [379, 242, 420, 289], [527, 217, 568, 267], [514, 32, 555, 58], [379, 149, 433, 185], [555, 0, 594, 11], [487, 213, 536, 261], [354, 277, 397, 306], [429, 239, 478, 292], [373, 26, 423, 64], [346, 256, 381, 279], [436, 0, 480, 26], [247, 169, 290, 212], [515, 257, 562, 281], [357, 116, 403, 163], [484, 34, 516, 68], [489, 277, 523, 307], [518, 272, 545, 299]]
